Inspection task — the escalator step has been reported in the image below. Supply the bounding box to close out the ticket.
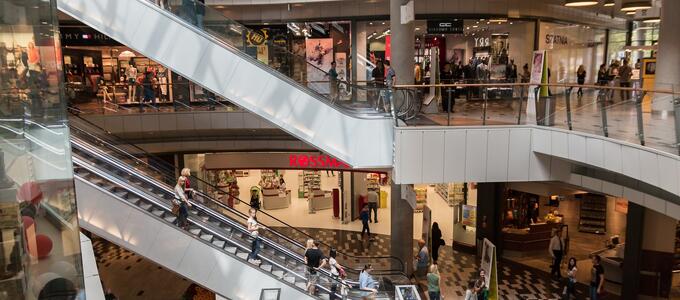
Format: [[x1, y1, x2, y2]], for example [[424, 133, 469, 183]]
[[236, 252, 248, 260], [224, 246, 237, 254], [260, 264, 273, 272], [114, 191, 128, 198], [127, 197, 141, 205], [319, 294, 330, 300], [283, 276, 295, 284], [200, 234, 213, 242], [189, 228, 201, 236], [151, 209, 164, 217], [272, 270, 284, 278], [212, 240, 225, 248], [139, 202, 152, 211], [295, 282, 306, 290], [164, 215, 177, 223]]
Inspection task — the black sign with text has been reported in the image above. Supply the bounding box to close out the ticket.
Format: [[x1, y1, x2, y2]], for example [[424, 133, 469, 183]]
[[427, 20, 464, 34], [59, 27, 121, 46]]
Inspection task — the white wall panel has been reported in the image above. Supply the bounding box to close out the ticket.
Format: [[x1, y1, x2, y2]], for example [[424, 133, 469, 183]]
[[465, 130, 488, 182], [507, 129, 531, 181], [644, 194, 666, 215], [528, 153, 551, 181], [443, 130, 467, 182], [585, 138, 604, 168], [146, 223, 193, 269], [621, 146, 641, 180], [603, 141, 623, 173], [567, 134, 587, 162], [177, 239, 220, 283], [421, 131, 445, 183], [486, 129, 510, 182], [531, 128, 551, 154], [550, 131, 569, 158], [639, 151, 660, 187], [399, 131, 424, 183], [658, 155, 680, 195], [602, 181, 624, 197], [120, 208, 165, 255]]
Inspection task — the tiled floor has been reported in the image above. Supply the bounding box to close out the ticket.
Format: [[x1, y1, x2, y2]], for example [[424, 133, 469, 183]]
[[272, 226, 609, 300]]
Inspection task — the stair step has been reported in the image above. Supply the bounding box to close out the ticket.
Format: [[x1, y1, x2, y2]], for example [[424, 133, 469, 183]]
[[224, 246, 237, 254], [272, 270, 284, 278], [283, 276, 295, 284], [212, 240, 225, 248], [189, 228, 201, 236], [260, 264, 273, 272], [163, 215, 177, 223], [295, 282, 306, 290], [236, 252, 248, 260], [139, 202, 152, 211], [127, 196, 141, 205], [151, 209, 164, 217], [200, 234, 213, 242]]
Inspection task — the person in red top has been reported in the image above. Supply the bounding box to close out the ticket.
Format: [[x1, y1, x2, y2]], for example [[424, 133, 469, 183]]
[[181, 168, 193, 200]]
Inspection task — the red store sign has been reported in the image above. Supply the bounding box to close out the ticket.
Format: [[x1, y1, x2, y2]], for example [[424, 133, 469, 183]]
[[289, 154, 349, 169]]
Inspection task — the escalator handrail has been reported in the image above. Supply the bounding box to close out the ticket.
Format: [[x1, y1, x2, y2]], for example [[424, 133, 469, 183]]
[[78, 0, 391, 120], [68, 123, 406, 278], [67, 111, 407, 275], [72, 159, 343, 297]]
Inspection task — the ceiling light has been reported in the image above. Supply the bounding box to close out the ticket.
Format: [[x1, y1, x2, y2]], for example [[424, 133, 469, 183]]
[[642, 17, 660, 23], [621, 1, 652, 11], [603, 0, 615, 6], [564, 0, 598, 7], [625, 10, 636, 15]]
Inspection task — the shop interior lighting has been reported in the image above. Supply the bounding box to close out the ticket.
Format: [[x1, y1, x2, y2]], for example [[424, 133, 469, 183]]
[[603, 0, 615, 6], [621, 1, 652, 11], [564, 0, 598, 7], [642, 17, 661, 23], [625, 10, 636, 14]]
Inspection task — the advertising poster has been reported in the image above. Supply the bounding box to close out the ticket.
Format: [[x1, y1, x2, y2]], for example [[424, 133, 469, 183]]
[[461, 205, 476, 227], [481, 238, 499, 300], [526, 50, 546, 125], [305, 38, 333, 94]]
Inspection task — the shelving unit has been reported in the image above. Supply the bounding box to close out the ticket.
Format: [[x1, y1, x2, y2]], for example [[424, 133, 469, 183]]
[[414, 187, 428, 213], [298, 171, 321, 198], [366, 173, 380, 190], [579, 194, 607, 234], [434, 183, 465, 207], [259, 170, 279, 189]]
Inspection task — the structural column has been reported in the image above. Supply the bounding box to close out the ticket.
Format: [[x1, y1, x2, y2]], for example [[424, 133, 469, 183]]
[[621, 202, 644, 299], [653, 0, 680, 111], [391, 184, 414, 274], [389, 0, 415, 86], [475, 183, 504, 255]]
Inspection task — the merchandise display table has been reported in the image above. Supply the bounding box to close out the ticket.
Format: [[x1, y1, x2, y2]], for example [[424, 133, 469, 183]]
[[309, 189, 332, 211], [501, 223, 558, 253], [262, 188, 291, 210]]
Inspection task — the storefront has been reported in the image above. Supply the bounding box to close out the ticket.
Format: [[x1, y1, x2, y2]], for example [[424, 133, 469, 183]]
[[181, 152, 389, 226], [60, 25, 228, 108], [538, 21, 606, 86]]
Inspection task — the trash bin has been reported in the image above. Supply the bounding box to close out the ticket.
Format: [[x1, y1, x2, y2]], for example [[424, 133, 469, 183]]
[[536, 96, 556, 126]]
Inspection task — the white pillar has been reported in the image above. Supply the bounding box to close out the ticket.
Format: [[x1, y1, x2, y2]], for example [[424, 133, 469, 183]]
[[653, 0, 680, 111], [390, 0, 415, 85]]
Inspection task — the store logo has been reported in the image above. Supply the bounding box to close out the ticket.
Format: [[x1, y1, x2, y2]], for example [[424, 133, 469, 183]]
[[289, 154, 349, 169], [474, 37, 490, 47], [545, 34, 568, 46], [246, 29, 269, 46]]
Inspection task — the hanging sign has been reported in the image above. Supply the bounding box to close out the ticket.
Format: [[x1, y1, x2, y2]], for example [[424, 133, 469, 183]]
[[426, 20, 464, 34]]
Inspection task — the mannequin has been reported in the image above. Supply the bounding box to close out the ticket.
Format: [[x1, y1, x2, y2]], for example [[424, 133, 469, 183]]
[[126, 64, 138, 102]]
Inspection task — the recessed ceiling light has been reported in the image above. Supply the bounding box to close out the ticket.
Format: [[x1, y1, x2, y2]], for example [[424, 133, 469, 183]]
[[642, 17, 661, 23], [621, 1, 652, 11], [603, 0, 615, 6], [564, 0, 598, 6]]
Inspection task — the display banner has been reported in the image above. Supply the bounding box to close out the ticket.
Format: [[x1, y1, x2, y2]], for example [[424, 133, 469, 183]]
[[526, 50, 546, 125], [306, 38, 334, 94], [461, 205, 476, 227], [481, 238, 499, 300]]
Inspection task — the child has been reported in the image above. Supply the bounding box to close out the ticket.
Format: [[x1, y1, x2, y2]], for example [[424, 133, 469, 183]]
[[465, 280, 476, 300]]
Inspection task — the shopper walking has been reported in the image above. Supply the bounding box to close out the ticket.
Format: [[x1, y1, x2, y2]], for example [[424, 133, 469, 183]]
[[520, 64, 530, 83], [359, 264, 378, 295], [174, 176, 191, 229], [618, 59, 633, 100], [506, 59, 518, 83], [181, 0, 197, 25], [360, 205, 373, 240], [431, 222, 443, 263], [414, 239, 429, 278], [562, 257, 578, 299], [304, 239, 326, 296], [246, 207, 263, 264], [597, 64, 608, 86], [576, 65, 586, 97], [141, 71, 156, 108], [367, 188, 379, 223], [589, 255, 605, 300], [549, 228, 565, 279], [328, 61, 339, 100], [250, 187, 261, 210], [427, 264, 442, 300]]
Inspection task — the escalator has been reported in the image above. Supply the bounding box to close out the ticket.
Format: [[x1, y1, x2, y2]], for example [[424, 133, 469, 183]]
[[69, 114, 411, 299], [57, 0, 397, 169]]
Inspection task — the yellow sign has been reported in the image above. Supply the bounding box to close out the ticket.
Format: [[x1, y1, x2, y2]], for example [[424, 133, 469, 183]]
[[246, 29, 269, 46]]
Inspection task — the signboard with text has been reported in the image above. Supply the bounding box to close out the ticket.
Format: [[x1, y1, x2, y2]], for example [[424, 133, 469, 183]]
[[427, 20, 464, 34]]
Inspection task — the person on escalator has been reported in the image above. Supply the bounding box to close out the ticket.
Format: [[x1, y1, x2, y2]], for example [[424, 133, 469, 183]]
[[181, 168, 194, 201], [174, 176, 192, 229], [246, 207, 264, 265], [359, 264, 378, 296], [304, 239, 327, 296], [328, 248, 347, 300]]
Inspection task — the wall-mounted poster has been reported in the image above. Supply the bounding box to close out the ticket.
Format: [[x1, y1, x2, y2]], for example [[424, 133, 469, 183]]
[[462, 204, 476, 227], [305, 38, 333, 94]]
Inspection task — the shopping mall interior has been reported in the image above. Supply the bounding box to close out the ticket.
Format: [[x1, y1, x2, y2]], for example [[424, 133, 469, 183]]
[[2, 0, 680, 299]]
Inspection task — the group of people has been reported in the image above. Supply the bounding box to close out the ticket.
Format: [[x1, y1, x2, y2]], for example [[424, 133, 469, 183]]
[[596, 58, 634, 101], [548, 227, 606, 300], [304, 239, 362, 299]]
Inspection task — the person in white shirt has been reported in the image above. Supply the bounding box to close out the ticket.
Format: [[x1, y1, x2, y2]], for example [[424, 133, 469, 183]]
[[247, 208, 264, 264], [174, 176, 192, 229], [549, 228, 565, 278]]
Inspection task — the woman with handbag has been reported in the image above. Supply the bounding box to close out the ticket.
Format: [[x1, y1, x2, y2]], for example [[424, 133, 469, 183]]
[[181, 168, 194, 201], [431, 222, 443, 263], [174, 176, 192, 229]]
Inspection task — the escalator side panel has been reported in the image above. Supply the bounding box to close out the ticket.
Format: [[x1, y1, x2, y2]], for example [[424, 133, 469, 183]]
[[57, 0, 394, 169], [74, 177, 313, 300]]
